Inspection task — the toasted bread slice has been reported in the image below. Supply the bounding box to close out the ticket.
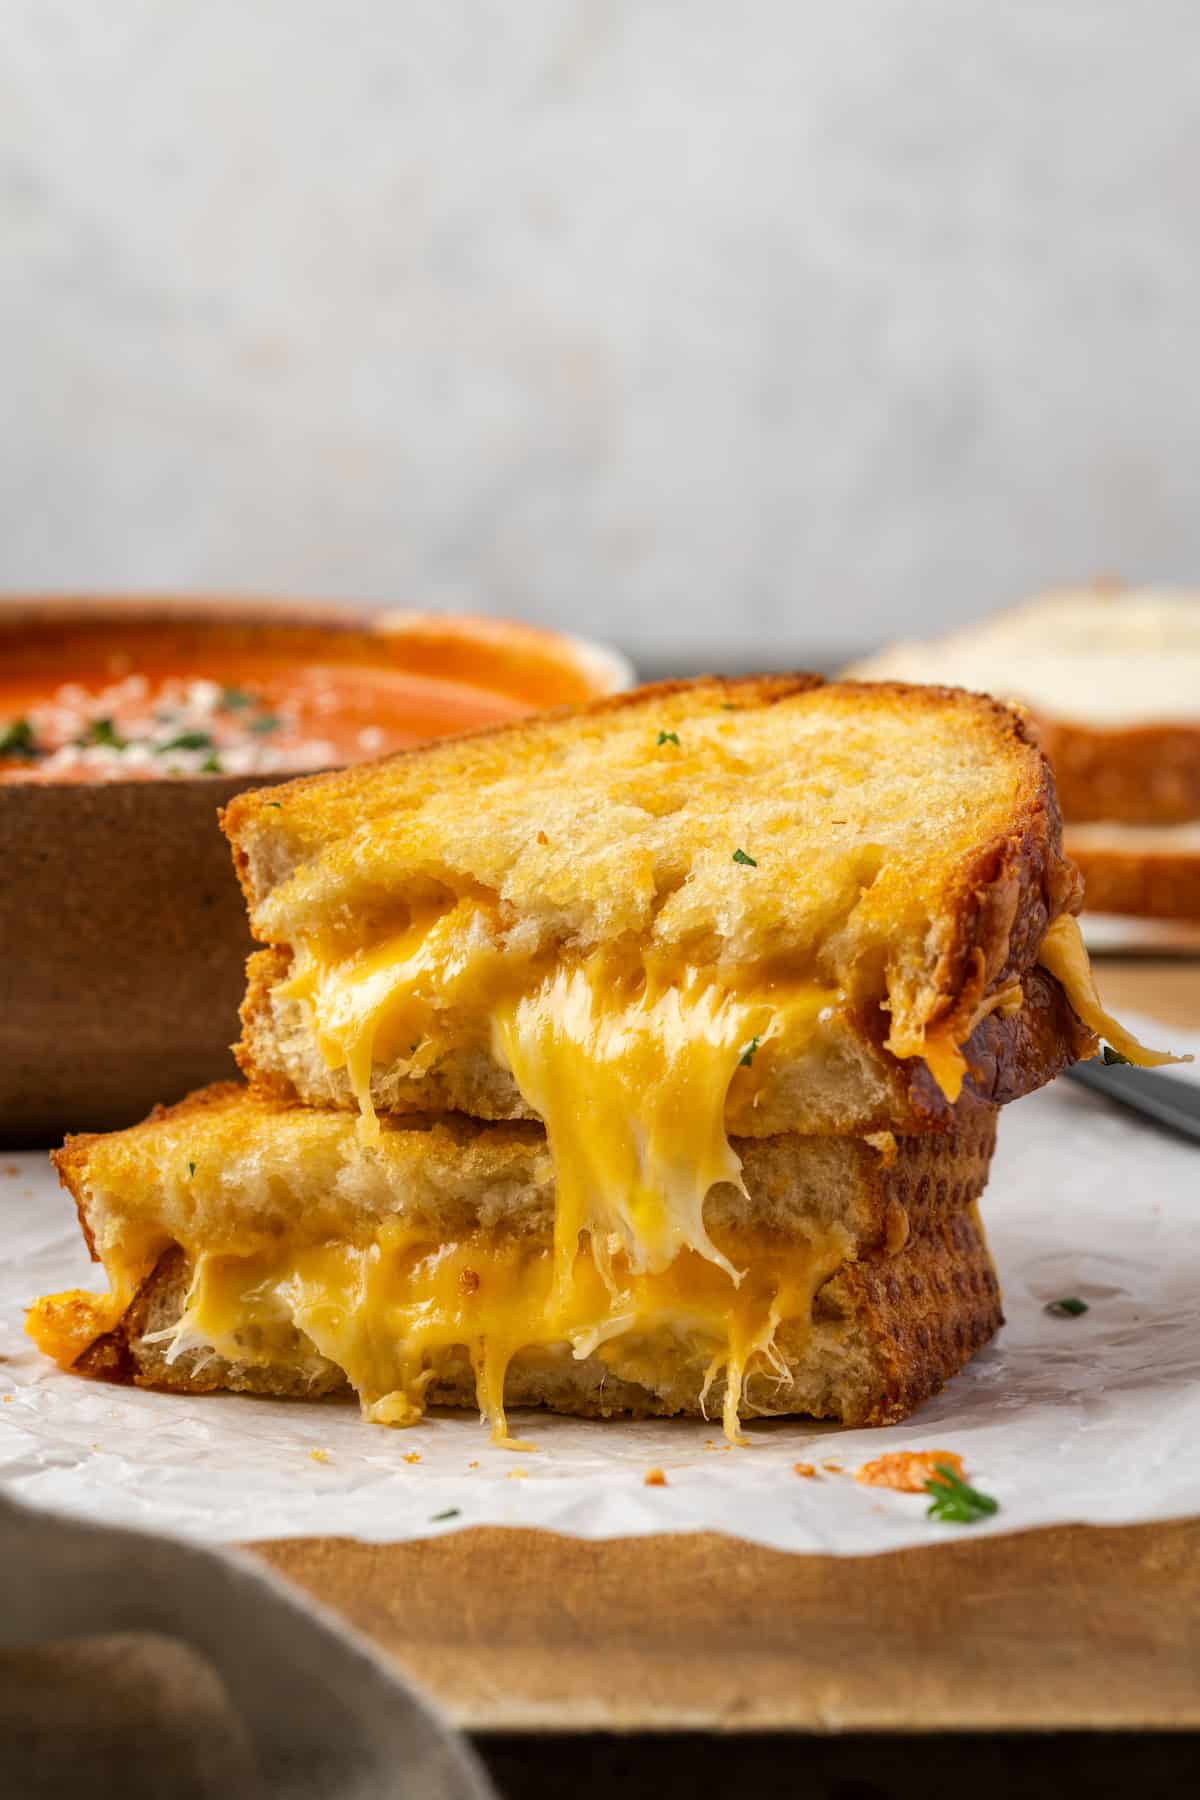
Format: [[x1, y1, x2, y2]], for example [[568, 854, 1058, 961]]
[[846, 587, 1200, 827], [223, 676, 1087, 1131], [34, 1083, 1002, 1437]]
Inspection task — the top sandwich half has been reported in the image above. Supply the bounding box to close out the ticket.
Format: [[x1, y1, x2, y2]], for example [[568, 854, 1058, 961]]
[[224, 675, 1169, 1283]]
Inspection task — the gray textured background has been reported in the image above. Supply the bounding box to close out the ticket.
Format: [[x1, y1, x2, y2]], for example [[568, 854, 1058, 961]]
[[3, 2, 1198, 666]]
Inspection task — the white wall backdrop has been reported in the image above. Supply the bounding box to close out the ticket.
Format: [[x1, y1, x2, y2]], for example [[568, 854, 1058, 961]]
[[2, 2, 1199, 662]]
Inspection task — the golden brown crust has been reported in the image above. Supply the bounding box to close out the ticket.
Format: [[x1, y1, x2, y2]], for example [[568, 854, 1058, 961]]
[[905, 965, 1097, 1123], [220, 672, 826, 901], [826, 1204, 1002, 1425], [1068, 842, 1200, 921], [910, 703, 1082, 1043], [1035, 715, 1200, 826], [221, 675, 1078, 998]]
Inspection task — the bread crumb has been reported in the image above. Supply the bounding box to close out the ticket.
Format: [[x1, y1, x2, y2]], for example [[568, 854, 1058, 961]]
[[507, 1467, 528, 1480], [309, 1448, 330, 1465], [821, 1460, 844, 1474], [855, 1450, 965, 1493], [3, 1165, 19, 1177], [402, 1451, 422, 1465], [536, 829, 549, 845], [864, 1131, 898, 1168], [467, 1460, 480, 1469], [644, 1467, 667, 1487], [793, 1461, 816, 1478], [883, 1198, 910, 1255]]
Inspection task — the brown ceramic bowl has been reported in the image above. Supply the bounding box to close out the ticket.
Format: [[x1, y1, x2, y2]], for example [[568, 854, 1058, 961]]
[[0, 597, 631, 1145]]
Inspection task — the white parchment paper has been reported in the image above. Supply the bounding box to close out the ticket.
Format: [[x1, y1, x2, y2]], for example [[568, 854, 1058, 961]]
[[2, 1016, 1197, 1555]]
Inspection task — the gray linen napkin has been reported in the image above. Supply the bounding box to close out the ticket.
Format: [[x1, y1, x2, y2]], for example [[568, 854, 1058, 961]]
[[0, 1492, 495, 1800]]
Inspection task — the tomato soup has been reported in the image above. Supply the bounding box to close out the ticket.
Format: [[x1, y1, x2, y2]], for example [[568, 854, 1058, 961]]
[[0, 616, 601, 783]]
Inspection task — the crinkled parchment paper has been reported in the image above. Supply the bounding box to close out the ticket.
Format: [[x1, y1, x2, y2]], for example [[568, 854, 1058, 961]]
[[2, 1016, 1196, 1554]]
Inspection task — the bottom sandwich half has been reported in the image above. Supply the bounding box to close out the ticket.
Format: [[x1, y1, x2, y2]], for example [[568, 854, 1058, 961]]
[[31, 1084, 1003, 1445]]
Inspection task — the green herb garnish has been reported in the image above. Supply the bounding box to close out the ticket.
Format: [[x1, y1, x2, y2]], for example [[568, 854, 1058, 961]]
[[157, 731, 214, 753], [0, 718, 38, 758], [200, 752, 223, 773], [430, 1507, 461, 1522], [924, 1463, 998, 1525], [187, 1161, 197, 1178], [79, 718, 126, 750], [719, 703, 737, 711], [220, 687, 254, 711], [732, 847, 757, 867], [1102, 1045, 1133, 1066], [265, 801, 282, 809], [656, 730, 680, 747], [739, 1036, 761, 1068], [250, 714, 282, 735], [1045, 1296, 1089, 1317]]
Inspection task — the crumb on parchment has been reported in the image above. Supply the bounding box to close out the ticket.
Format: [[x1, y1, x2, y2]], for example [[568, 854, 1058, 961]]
[[644, 1467, 667, 1487], [309, 1448, 330, 1465], [402, 1451, 422, 1464], [507, 1467, 528, 1480], [793, 1462, 816, 1478], [855, 1449, 966, 1493], [821, 1460, 843, 1474]]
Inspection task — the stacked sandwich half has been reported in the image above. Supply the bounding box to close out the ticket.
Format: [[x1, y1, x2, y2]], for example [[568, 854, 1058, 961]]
[[31, 677, 1164, 1443]]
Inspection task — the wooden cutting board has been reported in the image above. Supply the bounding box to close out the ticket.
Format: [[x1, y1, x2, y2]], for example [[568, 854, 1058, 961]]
[[252, 958, 1200, 1733]]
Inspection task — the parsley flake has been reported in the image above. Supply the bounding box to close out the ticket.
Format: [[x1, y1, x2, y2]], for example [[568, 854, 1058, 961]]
[[186, 1161, 197, 1178], [157, 731, 213, 753], [656, 729, 680, 747], [739, 1036, 761, 1068], [200, 752, 223, 773], [250, 713, 282, 735], [924, 1463, 998, 1525], [264, 801, 283, 809], [1102, 1045, 1134, 1066], [1045, 1296, 1089, 1318], [79, 718, 126, 750], [220, 686, 254, 711], [430, 1507, 461, 1523], [732, 847, 757, 867], [0, 718, 38, 758]]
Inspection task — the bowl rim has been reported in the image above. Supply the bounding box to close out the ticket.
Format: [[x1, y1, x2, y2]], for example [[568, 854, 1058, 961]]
[[0, 592, 634, 688], [0, 596, 635, 793]]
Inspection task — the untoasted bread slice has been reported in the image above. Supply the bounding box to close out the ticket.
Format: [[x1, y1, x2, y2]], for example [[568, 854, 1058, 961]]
[[1064, 822, 1200, 922], [846, 587, 1200, 827], [36, 1083, 1001, 1436], [222, 676, 1086, 1127]]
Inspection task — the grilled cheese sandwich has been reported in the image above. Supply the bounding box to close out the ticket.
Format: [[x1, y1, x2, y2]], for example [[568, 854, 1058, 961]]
[[35, 1085, 1003, 1440], [30, 675, 1171, 1442]]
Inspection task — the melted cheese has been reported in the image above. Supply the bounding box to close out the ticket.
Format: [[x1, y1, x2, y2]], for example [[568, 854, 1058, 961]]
[[285, 898, 840, 1292], [1036, 914, 1183, 1066], [161, 1222, 851, 1446], [910, 981, 1026, 1103], [25, 1289, 127, 1368]]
